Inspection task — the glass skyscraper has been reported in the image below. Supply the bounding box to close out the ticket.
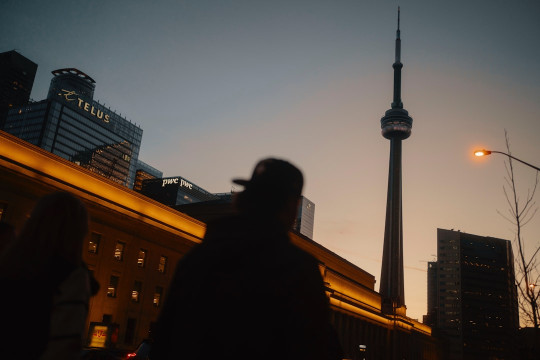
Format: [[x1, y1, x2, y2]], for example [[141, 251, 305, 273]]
[[4, 68, 142, 187]]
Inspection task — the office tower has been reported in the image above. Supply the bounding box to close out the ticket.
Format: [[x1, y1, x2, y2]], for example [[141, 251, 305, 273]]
[[4, 68, 142, 187], [423, 261, 438, 327], [379, 8, 413, 315], [293, 196, 315, 239], [133, 160, 163, 191], [427, 228, 519, 360], [0, 50, 38, 128]]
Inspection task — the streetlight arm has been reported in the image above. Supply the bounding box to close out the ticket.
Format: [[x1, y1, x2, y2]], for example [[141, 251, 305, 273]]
[[490, 150, 540, 172]]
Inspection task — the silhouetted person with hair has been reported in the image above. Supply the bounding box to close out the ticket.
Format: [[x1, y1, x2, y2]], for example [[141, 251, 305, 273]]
[[0, 191, 99, 360], [150, 158, 342, 360]]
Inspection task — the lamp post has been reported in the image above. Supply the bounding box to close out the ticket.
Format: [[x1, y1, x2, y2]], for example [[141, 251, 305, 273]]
[[474, 149, 540, 172]]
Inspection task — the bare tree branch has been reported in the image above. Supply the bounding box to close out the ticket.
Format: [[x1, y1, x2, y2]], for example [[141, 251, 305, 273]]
[[497, 130, 540, 328]]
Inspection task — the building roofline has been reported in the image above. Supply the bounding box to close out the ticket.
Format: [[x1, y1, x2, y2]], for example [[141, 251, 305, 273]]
[[51, 68, 96, 84]]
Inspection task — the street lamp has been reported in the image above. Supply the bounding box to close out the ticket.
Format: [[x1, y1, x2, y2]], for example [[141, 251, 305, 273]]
[[474, 149, 540, 172]]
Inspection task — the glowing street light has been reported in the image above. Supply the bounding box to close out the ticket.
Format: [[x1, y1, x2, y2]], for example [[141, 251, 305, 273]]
[[474, 149, 540, 172]]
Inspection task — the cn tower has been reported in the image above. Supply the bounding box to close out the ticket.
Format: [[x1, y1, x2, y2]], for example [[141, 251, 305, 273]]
[[379, 7, 413, 315]]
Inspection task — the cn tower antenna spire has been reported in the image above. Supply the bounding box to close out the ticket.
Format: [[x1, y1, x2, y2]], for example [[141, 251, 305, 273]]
[[397, 6, 401, 38], [393, 7, 402, 107]]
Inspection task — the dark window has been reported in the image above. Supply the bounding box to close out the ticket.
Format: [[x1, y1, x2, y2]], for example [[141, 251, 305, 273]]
[[89, 232, 101, 254], [125, 318, 136, 345], [132, 281, 142, 302], [114, 241, 125, 261], [107, 275, 119, 298], [102, 314, 112, 323], [149, 322, 157, 338], [0, 202, 7, 221], [158, 256, 167, 273], [154, 286, 163, 307], [137, 249, 147, 267]]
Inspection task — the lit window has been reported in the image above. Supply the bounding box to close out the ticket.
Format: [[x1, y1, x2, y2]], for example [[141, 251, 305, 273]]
[[154, 286, 163, 307], [137, 249, 147, 268], [88, 233, 101, 254], [131, 281, 142, 302], [158, 256, 167, 273], [107, 275, 119, 298], [114, 241, 125, 261]]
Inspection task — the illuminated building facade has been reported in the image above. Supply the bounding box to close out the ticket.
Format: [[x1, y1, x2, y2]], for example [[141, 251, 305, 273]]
[[0, 50, 37, 128], [139, 176, 218, 206], [3, 68, 142, 187], [133, 160, 163, 191], [426, 229, 519, 360], [0, 131, 437, 359]]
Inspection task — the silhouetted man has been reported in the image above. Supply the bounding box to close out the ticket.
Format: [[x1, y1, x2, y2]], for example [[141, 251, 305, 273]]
[[150, 158, 342, 360]]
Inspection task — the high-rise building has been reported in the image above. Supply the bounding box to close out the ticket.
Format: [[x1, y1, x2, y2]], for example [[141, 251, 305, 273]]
[[3, 68, 142, 187], [293, 196, 315, 239], [0, 50, 37, 128], [423, 261, 438, 326], [426, 228, 519, 360], [379, 7, 413, 316]]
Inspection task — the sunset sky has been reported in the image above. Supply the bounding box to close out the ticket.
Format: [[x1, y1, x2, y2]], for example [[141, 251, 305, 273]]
[[3, 0, 540, 321]]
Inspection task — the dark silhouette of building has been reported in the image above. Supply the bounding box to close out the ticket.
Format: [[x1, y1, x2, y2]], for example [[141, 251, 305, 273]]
[[3, 68, 142, 187], [379, 7, 413, 317], [423, 261, 438, 326], [517, 327, 540, 360], [0, 50, 37, 129], [425, 229, 519, 360]]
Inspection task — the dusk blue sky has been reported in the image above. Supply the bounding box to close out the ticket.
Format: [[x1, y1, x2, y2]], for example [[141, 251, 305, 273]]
[[2, 0, 540, 321]]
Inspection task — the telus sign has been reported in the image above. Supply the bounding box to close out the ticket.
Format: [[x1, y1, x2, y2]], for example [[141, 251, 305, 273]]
[[57, 89, 111, 123]]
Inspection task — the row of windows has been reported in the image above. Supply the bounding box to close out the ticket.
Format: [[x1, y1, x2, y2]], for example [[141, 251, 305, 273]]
[[88, 233, 168, 273], [60, 106, 136, 151], [106, 275, 163, 307], [56, 116, 133, 158], [62, 103, 141, 147]]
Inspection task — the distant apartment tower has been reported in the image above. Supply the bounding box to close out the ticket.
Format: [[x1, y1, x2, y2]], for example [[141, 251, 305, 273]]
[[0, 50, 38, 128], [425, 228, 519, 360], [4, 68, 142, 187], [139, 176, 218, 206], [293, 196, 315, 239], [133, 160, 163, 191]]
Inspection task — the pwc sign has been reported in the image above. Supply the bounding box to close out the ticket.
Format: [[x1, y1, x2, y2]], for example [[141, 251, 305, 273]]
[[161, 177, 193, 189]]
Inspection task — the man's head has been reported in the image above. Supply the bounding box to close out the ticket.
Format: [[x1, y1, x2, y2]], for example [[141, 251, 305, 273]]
[[233, 158, 303, 227]]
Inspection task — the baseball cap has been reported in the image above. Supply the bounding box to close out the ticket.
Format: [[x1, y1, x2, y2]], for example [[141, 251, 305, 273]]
[[232, 158, 303, 197]]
